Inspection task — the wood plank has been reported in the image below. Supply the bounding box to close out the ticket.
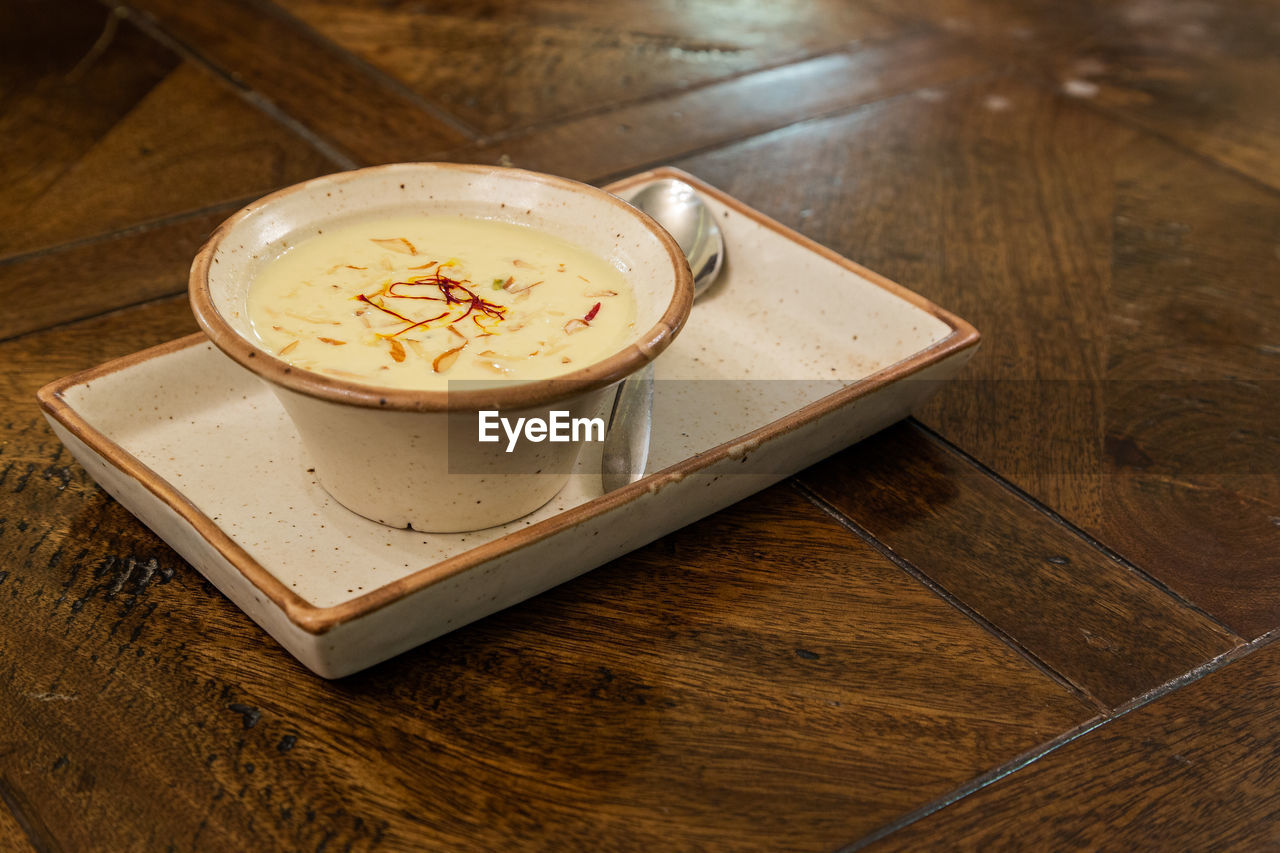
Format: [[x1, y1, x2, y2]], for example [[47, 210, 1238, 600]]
[[119, 0, 471, 165], [675, 75, 1280, 639], [0, 785, 38, 853], [799, 421, 1240, 709], [864, 0, 1097, 60], [879, 0, 1280, 191], [677, 76, 1125, 526], [1, 62, 335, 258], [275, 0, 900, 135], [0, 304, 1089, 848], [448, 31, 987, 183], [867, 637, 1280, 850], [0, 204, 237, 341], [1096, 132, 1280, 639], [0, 0, 178, 249]]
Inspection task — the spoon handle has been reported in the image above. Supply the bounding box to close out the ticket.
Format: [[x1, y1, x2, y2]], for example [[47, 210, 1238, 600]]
[[601, 363, 654, 491]]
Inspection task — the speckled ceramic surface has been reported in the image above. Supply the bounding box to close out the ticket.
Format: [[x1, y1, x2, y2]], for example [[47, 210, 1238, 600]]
[[38, 169, 980, 678]]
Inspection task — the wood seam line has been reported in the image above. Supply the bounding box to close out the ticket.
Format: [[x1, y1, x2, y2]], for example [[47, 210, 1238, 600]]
[[0, 196, 256, 271], [841, 628, 1279, 852], [238, 0, 479, 140], [863, 0, 1280, 203], [0, 773, 57, 853], [103, 0, 359, 169], [579, 68, 1004, 188], [1002, 29, 1280, 202], [995, 37, 1280, 201], [789, 479, 1108, 714], [1057, 89, 1280, 201], [0, 292, 188, 347], [0, 38, 987, 271], [65, 4, 122, 83], [909, 418, 1246, 642], [469, 25, 935, 147]]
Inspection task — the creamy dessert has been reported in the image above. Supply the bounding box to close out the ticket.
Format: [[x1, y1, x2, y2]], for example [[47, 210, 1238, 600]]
[[247, 215, 636, 390]]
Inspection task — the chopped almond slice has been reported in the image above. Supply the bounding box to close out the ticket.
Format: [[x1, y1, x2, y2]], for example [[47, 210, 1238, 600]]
[[433, 342, 467, 373], [557, 263, 566, 272], [585, 290, 618, 297], [512, 259, 535, 268], [279, 340, 299, 356], [388, 339, 406, 362], [448, 325, 467, 341], [408, 261, 438, 270], [321, 368, 363, 379], [371, 237, 418, 255], [317, 337, 348, 345], [507, 279, 544, 294], [577, 275, 591, 283], [563, 318, 589, 335], [561, 356, 571, 363], [345, 264, 368, 270], [476, 359, 509, 375], [405, 340, 430, 360]]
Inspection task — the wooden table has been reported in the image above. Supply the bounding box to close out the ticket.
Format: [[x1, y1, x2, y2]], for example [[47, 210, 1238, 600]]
[[3, 0, 1278, 848]]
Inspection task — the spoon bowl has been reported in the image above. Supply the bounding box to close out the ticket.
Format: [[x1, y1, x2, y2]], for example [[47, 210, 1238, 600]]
[[627, 178, 725, 298]]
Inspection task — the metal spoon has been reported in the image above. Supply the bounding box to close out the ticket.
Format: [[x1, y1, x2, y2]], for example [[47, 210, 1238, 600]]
[[601, 178, 725, 491]]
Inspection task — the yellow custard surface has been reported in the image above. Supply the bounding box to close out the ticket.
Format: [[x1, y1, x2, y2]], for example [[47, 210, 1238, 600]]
[[247, 215, 636, 390]]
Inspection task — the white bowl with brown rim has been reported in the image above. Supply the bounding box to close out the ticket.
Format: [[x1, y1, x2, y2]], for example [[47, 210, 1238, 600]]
[[190, 163, 693, 532]]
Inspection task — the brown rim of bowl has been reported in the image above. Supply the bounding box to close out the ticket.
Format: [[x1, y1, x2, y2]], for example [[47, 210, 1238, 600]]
[[189, 162, 695, 413]]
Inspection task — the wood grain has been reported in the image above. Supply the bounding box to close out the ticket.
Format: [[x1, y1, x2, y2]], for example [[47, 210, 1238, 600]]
[[868, 637, 1280, 850], [0, 0, 178, 255], [276, 0, 899, 135], [1096, 132, 1280, 639], [799, 421, 1240, 709], [449, 30, 987, 183], [0, 780, 39, 853], [676, 73, 1280, 639], [4, 0, 1279, 847], [1, 62, 335, 257], [677, 76, 1126, 526], [0, 303, 1090, 848], [119, 0, 472, 165], [880, 0, 1280, 192], [0, 203, 240, 341]]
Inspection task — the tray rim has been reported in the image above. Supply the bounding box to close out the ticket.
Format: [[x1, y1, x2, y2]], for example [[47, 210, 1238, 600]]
[[36, 166, 980, 636]]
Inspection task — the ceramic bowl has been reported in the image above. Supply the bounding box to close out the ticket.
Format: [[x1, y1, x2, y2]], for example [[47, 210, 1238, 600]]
[[189, 163, 693, 531]]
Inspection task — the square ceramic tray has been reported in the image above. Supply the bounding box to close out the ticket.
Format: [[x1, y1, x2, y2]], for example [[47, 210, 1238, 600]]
[[38, 168, 979, 677]]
